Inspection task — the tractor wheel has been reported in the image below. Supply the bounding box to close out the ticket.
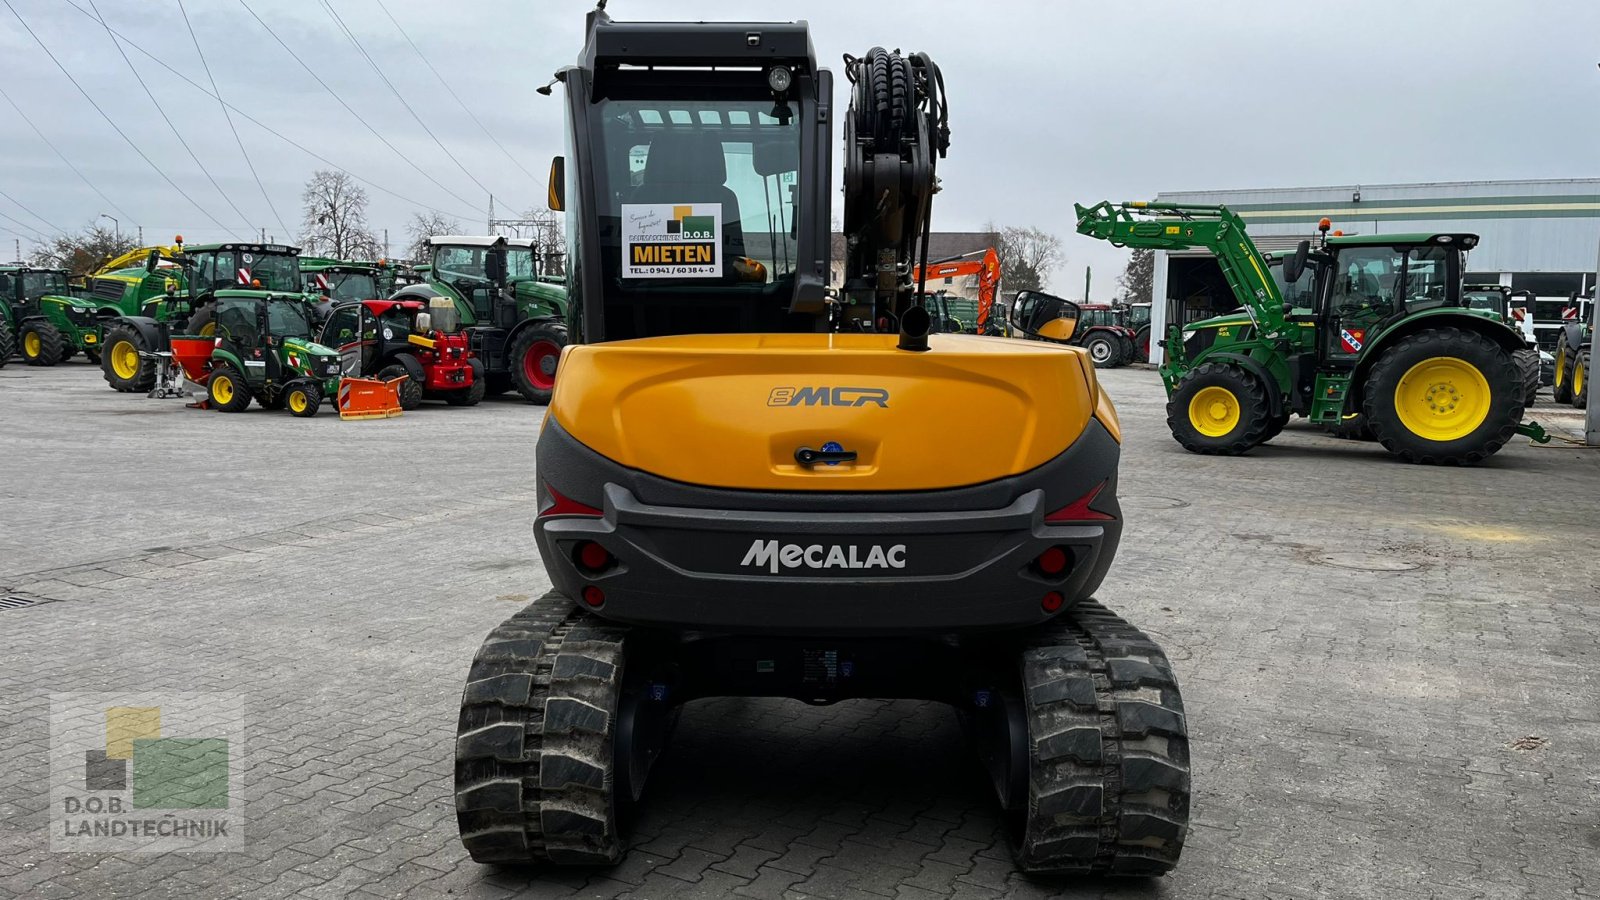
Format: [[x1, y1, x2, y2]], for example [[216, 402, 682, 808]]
[[997, 599, 1189, 875], [1573, 349, 1590, 410], [207, 364, 252, 413], [1321, 413, 1374, 441], [101, 324, 156, 392], [1115, 334, 1138, 366], [0, 318, 13, 366], [511, 322, 567, 404], [1134, 325, 1151, 363], [58, 342, 77, 363], [184, 305, 216, 338], [1255, 411, 1290, 446], [457, 592, 660, 865], [1514, 347, 1540, 408], [379, 354, 425, 410], [1363, 327, 1521, 466], [483, 373, 513, 397], [20, 321, 63, 366], [286, 380, 322, 418], [1165, 362, 1271, 455], [1552, 335, 1574, 404], [1084, 334, 1120, 369], [446, 359, 486, 407]]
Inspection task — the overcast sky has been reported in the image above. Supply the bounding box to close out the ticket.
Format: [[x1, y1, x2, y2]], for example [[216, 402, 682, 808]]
[[3, 0, 1599, 294]]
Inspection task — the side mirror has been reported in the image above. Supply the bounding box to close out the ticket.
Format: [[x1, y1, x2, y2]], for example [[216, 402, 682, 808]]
[[485, 250, 507, 285], [146, 249, 160, 273], [1010, 290, 1082, 343], [1282, 240, 1309, 284], [547, 156, 565, 212]]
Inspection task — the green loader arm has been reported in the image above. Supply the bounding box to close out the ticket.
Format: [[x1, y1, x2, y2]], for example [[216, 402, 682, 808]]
[[1074, 201, 1289, 340]]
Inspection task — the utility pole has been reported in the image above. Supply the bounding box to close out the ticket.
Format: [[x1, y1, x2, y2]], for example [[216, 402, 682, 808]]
[[383, 228, 389, 257], [487, 194, 495, 236], [137, 226, 143, 245], [260, 227, 266, 242], [14, 239, 19, 262], [100, 213, 119, 246], [1084, 266, 1091, 303]]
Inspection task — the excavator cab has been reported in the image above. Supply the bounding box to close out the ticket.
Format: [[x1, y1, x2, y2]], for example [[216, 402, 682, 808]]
[[453, 9, 1189, 879]]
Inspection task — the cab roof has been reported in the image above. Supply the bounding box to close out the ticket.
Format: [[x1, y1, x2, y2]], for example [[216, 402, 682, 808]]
[[582, 12, 815, 69], [429, 235, 504, 248], [1326, 233, 1478, 249], [183, 242, 301, 255]]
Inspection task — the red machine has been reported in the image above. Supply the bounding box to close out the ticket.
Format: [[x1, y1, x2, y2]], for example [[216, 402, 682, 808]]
[[317, 299, 484, 409]]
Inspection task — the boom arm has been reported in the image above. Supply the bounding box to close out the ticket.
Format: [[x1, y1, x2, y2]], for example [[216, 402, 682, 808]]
[[912, 246, 1001, 331], [1074, 201, 1287, 337]]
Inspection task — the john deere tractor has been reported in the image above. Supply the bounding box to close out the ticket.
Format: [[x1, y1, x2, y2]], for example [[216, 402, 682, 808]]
[[4, 249, 188, 367], [1, 265, 77, 365], [201, 293, 342, 416], [390, 235, 567, 403], [1552, 292, 1591, 408], [1075, 202, 1543, 464], [101, 241, 305, 392], [453, 10, 1188, 878]]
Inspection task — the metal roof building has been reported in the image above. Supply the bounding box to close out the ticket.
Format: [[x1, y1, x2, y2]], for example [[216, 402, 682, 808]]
[[1146, 178, 1600, 364]]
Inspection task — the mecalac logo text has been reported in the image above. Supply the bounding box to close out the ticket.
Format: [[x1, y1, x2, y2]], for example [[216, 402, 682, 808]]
[[767, 387, 890, 408], [741, 540, 907, 574]]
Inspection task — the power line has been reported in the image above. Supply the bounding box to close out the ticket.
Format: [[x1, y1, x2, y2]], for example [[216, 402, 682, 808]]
[[318, 0, 499, 203], [175, 0, 291, 240], [237, 0, 488, 216], [3, 0, 241, 238], [0, 83, 135, 226], [85, 0, 258, 236], [0, 207, 49, 242], [373, 0, 542, 190], [57, 0, 478, 223], [0, 186, 65, 236]]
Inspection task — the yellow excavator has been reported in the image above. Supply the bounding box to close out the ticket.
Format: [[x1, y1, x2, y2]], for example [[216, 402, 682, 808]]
[[453, 8, 1190, 877]]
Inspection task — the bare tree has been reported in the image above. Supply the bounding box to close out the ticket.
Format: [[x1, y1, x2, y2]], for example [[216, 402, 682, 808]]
[[1118, 248, 1155, 305], [404, 211, 461, 263], [987, 223, 1064, 293], [299, 170, 382, 259], [29, 223, 139, 276]]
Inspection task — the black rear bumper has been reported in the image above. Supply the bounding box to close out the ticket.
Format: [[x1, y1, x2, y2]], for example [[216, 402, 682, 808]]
[[534, 419, 1122, 636]]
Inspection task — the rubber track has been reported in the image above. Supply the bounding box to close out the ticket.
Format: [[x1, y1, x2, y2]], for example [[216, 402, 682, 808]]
[[1015, 599, 1190, 875], [455, 592, 628, 865]]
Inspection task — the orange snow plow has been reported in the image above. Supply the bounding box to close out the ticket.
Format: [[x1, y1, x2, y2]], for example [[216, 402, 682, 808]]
[[336, 375, 407, 420]]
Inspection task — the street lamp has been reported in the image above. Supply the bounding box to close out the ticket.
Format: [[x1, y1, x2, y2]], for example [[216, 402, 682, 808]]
[[99, 213, 119, 245]]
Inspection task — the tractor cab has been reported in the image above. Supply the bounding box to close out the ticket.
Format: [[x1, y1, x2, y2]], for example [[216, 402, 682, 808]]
[[182, 242, 303, 297], [1, 266, 72, 317], [426, 236, 506, 328], [1306, 232, 1476, 365], [203, 293, 341, 416]]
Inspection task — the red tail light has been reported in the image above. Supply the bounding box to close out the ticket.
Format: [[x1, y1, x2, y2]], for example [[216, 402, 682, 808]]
[[577, 541, 611, 572], [539, 483, 601, 518], [582, 586, 605, 607], [1041, 591, 1065, 613], [1036, 547, 1069, 576], [1044, 482, 1115, 523]]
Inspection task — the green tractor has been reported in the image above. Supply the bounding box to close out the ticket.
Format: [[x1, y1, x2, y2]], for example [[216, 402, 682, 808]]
[[389, 235, 567, 403], [1552, 292, 1591, 408], [300, 257, 383, 327], [1, 265, 78, 365], [101, 241, 305, 392], [1461, 284, 1542, 407], [1076, 202, 1544, 464], [200, 293, 342, 416]]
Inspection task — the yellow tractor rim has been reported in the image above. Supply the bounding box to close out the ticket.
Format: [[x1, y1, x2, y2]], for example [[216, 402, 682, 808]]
[[110, 340, 140, 379], [1554, 352, 1566, 389], [23, 331, 40, 358], [1577, 358, 1587, 396], [1393, 356, 1491, 442], [288, 390, 308, 414], [212, 374, 235, 404], [1188, 385, 1241, 437], [199, 321, 216, 337]]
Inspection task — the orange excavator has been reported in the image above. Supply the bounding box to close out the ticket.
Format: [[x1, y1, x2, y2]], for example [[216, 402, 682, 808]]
[[913, 246, 1002, 335]]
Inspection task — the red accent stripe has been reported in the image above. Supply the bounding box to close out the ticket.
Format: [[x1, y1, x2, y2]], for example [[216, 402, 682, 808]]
[[539, 483, 602, 518], [1044, 482, 1116, 523]]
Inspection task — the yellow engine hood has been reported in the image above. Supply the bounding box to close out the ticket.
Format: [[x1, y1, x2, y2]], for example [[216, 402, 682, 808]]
[[546, 332, 1115, 491]]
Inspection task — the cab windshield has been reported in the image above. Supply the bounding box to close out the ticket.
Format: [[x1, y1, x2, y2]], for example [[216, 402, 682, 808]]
[[243, 253, 300, 292], [265, 299, 313, 339], [1464, 290, 1505, 313], [433, 245, 493, 284], [325, 272, 377, 302], [507, 247, 536, 280], [586, 79, 802, 334], [21, 271, 69, 300]]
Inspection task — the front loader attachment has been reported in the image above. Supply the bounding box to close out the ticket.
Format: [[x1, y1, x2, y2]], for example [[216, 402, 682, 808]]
[[336, 375, 406, 420]]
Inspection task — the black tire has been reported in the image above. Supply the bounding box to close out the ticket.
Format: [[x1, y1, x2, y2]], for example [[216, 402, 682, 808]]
[[1084, 334, 1120, 368], [20, 321, 63, 367], [379, 354, 425, 410], [446, 359, 486, 406], [84, 347, 100, 365], [1514, 347, 1540, 408], [185, 304, 216, 338], [1363, 327, 1521, 466], [1320, 413, 1374, 441], [1552, 334, 1574, 404], [207, 364, 252, 412], [455, 592, 632, 865], [1008, 599, 1189, 875], [58, 342, 76, 363], [1134, 325, 1151, 363], [1573, 348, 1590, 410], [101, 324, 156, 392], [1165, 362, 1271, 455], [1115, 334, 1137, 367], [1255, 411, 1290, 446], [0, 318, 13, 366], [286, 380, 322, 418], [510, 322, 567, 405]]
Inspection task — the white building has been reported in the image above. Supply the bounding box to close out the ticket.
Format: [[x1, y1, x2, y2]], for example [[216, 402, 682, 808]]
[[1147, 178, 1600, 364]]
